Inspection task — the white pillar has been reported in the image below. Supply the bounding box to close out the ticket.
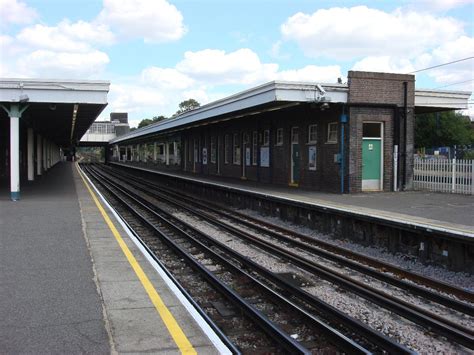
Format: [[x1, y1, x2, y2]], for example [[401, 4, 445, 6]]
[[10, 116, 20, 200], [165, 142, 170, 165], [43, 139, 48, 171], [154, 142, 157, 162], [27, 128, 34, 181], [37, 134, 43, 175]]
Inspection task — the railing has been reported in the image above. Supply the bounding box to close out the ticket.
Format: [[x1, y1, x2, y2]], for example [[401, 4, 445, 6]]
[[413, 158, 474, 195]]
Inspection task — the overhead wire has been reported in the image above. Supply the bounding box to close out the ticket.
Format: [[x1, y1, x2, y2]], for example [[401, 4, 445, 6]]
[[408, 56, 474, 73]]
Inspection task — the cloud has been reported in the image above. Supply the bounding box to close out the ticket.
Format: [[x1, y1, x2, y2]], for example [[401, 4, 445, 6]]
[[16, 49, 110, 78], [16, 20, 114, 52], [281, 6, 464, 60], [98, 0, 186, 43], [176, 48, 279, 84], [352, 56, 415, 74], [276, 65, 343, 82], [141, 67, 194, 89], [0, 0, 38, 26], [406, 0, 474, 12]]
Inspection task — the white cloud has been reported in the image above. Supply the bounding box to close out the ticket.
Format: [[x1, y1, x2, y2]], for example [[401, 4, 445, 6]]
[[17, 49, 110, 78], [176, 48, 279, 84], [281, 6, 464, 60], [352, 56, 415, 74], [98, 0, 186, 43], [16, 20, 114, 52], [0, 0, 38, 26], [141, 67, 194, 89], [276, 65, 343, 83]]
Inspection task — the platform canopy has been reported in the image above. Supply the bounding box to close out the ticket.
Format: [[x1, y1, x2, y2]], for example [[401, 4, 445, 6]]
[[0, 78, 110, 147]]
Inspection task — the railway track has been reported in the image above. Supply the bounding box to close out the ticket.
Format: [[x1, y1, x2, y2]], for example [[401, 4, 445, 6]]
[[81, 163, 413, 354], [82, 163, 474, 352]]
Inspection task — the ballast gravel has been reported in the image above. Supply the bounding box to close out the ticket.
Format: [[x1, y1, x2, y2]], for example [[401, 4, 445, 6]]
[[172, 210, 471, 354]]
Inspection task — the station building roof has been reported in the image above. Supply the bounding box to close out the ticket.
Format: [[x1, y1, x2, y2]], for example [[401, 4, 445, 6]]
[[0, 78, 110, 147], [110, 80, 471, 145]]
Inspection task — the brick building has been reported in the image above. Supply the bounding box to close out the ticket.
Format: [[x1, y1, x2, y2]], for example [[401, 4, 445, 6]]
[[109, 71, 469, 193]]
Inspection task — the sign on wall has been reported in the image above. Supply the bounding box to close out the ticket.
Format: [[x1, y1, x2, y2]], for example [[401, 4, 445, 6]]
[[202, 148, 208, 165], [245, 147, 251, 166], [260, 147, 270, 167], [308, 146, 317, 171]]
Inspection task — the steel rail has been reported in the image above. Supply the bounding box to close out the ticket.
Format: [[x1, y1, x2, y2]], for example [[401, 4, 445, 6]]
[[103, 163, 474, 304], [106, 163, 474, 303], [94, 165, 474, 349], [92, 166, 413, 354], [80, 166, 242, 355], [84, 166, 327, 354]]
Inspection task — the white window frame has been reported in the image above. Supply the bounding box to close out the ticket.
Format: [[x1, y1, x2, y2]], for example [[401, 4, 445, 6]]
[[327, 122, 338, 144], [276, 128, 283, 146], [308, 124, 317, 143], [210, 136, 216, 164], [263, 130, 270, 146], [252, 131, 258, 166], [233, 133, 240, 165]]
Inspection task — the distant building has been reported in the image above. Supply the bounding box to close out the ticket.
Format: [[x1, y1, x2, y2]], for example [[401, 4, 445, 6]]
[[81, 113, 130, 143]]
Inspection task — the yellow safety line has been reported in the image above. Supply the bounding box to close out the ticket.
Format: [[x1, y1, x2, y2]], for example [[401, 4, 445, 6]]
[[76, 164, 196, 355]]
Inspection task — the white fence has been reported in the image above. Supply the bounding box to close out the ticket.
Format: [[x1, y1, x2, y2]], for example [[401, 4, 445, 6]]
[[413, 158, 474, 195]]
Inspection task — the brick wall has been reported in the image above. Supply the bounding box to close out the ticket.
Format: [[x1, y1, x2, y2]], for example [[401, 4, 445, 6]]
[[348, 71, 415, 192]]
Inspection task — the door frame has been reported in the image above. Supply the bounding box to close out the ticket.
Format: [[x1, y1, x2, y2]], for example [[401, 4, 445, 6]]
[[290, 126, 299, 186], [362, 121, 384, 191]]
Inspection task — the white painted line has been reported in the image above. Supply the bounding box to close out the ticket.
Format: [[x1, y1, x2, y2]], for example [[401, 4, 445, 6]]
[[79, 165, 232, 355]]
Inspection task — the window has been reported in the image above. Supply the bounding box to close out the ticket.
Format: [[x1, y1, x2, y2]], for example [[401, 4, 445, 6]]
[[291, 127, 299, 143], [263, 130, 270, 146], [194, 139, 198, 163], [327, 122, 338, 143], [308, 124, 317, 143], [252, 131, 258, 165], [224, 134, 230, 164], [276, 128, 283, 146], [233, 133, 241, 165], [210, 136, 216, 163]]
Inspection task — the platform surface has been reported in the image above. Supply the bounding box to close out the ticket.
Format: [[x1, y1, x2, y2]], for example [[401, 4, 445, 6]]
[[113, 162, 474, 236], [1, 162, 221, 354]]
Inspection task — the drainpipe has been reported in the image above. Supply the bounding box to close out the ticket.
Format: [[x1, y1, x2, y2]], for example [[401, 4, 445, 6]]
[[402, 81, 408, 189], [340, 106, 348, 193]]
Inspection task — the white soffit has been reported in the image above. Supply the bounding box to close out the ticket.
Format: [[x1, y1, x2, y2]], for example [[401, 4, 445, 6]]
[[415, 89, 471, 109], [0, 78, 110, 104]]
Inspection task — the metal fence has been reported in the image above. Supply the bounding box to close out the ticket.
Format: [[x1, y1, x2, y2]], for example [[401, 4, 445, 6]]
[[413, 158, 474, 195]]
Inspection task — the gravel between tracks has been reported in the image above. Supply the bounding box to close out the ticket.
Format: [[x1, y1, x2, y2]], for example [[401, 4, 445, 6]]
[[172, 211, 470, 354]]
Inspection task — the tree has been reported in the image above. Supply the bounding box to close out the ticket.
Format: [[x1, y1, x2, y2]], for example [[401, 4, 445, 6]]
[[137, 115, 168, 129], [175, 99, 200, 115], [415, 111, 474, 148]]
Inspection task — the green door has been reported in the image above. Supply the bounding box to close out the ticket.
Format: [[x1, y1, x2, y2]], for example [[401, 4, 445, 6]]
[[362, 139, 381, 190], [292, 144, 300, 183]]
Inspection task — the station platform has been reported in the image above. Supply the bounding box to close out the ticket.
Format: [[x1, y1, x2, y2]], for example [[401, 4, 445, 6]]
[[111, 162, 474, 238], [0, 162, 224, 354]]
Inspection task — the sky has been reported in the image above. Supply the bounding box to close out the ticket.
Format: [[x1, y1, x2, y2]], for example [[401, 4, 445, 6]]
[[1, 0, 473, 127]]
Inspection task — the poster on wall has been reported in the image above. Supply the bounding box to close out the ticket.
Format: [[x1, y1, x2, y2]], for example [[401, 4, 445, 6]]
[[308, 146, 317, 170], [245, 147, 251, 166], [202, 148, 208, 165], [260, 146, 270, 167]]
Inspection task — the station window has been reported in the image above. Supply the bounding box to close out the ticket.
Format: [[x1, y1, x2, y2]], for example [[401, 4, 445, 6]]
[[210, 136, 216, 163], [263, 130, 270, 146], [308, 124, 317, 143], [276, 128, 283, 146], [291, 127, 299, 143], [233, 133, 241, 165], [327, 122, 338, 143], [224, 134, 230, 164], [194, 139, 198, 163], [252, 131, 258, 165]]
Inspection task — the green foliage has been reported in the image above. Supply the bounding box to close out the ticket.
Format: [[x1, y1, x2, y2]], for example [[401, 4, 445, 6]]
[[462, 150, 474, 160], [137, 115, 168, 129], [175, 98, 200, 115], [415, 111, 474, 148], [135, 99, 200, 129]]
